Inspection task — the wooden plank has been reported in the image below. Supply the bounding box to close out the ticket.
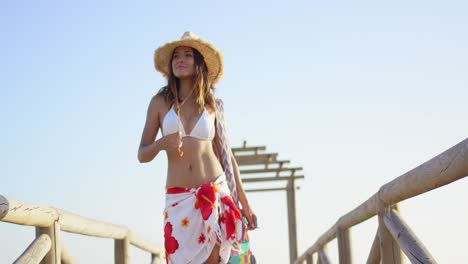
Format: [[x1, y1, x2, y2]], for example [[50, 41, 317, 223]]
[[59, 209, 128, 239], [14, 234, 51, 264], [240, 167, 303, 174], [246, 187, 287, 193], [235, 153, 278, 166], [378, 203, 401, 264], [297, 138, 468, 263], [337, 227, 352, 264], [245, 186, 300, 193], [306, 253, 314, 264], [0, 195, 59, 227], [151, 253, 164, 264], [243, 160, 292, 167], [115, 237, 129, 264], [366, 231, 380, 264], [1, 195, 163, 260], [378, 137, 468, 205], [287, 180, 298, 263], [241, 175, 304, 183], [232, 146, 266, 152], [318, 248, 331, 264], [384, 209, 436, 263], [295, 224, 337, 264], [128, 232, 163, 256], [36, 221, 60, 264]]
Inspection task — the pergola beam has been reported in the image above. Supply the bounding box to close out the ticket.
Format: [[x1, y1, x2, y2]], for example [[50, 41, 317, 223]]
[[245, 187, 300, 193], [242, 176, 304, 183], [235, 153, 279, 166], [233, 141, 304, 264], [240, 167, 303, 174], [232, 146, 267, 152]]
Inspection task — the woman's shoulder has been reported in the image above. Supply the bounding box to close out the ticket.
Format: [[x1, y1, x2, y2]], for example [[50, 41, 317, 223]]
[[149, 90, 169, 113], [152, 92, 166, 104]]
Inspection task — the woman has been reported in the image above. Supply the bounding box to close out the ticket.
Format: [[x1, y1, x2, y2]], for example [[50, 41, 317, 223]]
[[138, 32, 257, 264]]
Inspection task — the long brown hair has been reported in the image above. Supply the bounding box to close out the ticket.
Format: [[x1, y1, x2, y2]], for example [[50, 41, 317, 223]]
[[157, 47, 216, 113]]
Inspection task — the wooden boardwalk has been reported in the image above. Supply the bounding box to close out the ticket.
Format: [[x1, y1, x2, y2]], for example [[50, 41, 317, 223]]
[[0, 195, 163, 263], [1, 137, 467, 263], [296, 137, 467, 264]]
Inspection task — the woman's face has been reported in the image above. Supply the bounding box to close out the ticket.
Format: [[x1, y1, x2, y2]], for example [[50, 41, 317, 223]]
[[171, 46, 195, 80]]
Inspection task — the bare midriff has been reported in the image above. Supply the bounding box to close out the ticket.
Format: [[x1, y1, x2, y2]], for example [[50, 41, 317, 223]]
[[165, 138, 224, 188]]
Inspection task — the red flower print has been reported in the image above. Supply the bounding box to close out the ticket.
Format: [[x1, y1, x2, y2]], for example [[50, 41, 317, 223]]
[[221, 196, 242, 219], [223, 209, 237, 240], [166, 186, 190, 194], [171, 202, 179, 207], [164, 222, 172, 239], [220, 196, 242, 240], [198, 233, 206, 244], [196, 183, 216, 220], [219, 214, 225, 224], [164, 222, 179, 255]]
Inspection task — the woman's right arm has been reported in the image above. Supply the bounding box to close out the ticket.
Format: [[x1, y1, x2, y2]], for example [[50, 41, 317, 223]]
[[138, 95, 165, 163]]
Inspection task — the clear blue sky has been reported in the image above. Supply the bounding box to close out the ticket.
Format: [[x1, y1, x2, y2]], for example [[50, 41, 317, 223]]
[[2, 0, 467, 263]]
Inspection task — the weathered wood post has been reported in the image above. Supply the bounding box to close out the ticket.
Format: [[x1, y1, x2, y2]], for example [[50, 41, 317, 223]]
[[115, 237, 129, 264], [384, 209, 436, 263], [337, 227, 352, 264], [287, 177, 298, 263], [318, 247, 331, 264], [36, 220, 61, 264], [366, 231, 381, 264], [306, 252, 314, 264], [377, 201, 401, 264], [151, 253, 162, 264], [15, 234, 51, 263]]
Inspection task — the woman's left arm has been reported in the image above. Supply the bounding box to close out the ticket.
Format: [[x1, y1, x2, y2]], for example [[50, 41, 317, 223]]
[[231, 148, 258, 230]]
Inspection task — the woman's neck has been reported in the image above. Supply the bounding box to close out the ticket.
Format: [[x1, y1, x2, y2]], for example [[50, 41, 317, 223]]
[[178, 79, 195, 100]]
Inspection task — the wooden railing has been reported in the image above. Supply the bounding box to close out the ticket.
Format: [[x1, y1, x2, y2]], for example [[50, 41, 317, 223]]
[[0, 196, 164, 264], [295, 137, 468, 264]]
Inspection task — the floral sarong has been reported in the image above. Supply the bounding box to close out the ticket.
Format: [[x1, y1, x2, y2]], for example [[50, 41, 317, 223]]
[[164, 173, 244, 264]]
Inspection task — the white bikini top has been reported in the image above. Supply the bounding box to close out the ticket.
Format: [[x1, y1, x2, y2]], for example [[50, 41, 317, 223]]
[[162, 104, 216, 141]]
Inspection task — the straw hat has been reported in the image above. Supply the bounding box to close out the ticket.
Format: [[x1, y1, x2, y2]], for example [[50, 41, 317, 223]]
[[154, 31, 224, 85]]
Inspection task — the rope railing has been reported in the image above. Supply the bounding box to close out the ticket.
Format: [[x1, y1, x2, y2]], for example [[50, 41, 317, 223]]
[[0, 195, 164, 264], [296, 137, 468, 264]]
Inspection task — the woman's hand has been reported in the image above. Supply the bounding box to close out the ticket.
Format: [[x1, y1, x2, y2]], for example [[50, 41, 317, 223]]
[[240, 202, 258, 230], [160, 132, 183, 153]]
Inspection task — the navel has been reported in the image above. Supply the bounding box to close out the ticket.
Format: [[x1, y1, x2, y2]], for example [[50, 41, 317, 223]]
[[188, 164, 193, 171]]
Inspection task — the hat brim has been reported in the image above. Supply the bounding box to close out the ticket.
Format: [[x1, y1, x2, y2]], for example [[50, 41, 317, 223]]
[[154, 38, 223, 85]]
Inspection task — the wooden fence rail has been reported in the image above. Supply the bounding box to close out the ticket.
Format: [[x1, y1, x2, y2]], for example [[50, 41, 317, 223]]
[[296, 137, 468, 264], [0, 195, 164, 264]]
